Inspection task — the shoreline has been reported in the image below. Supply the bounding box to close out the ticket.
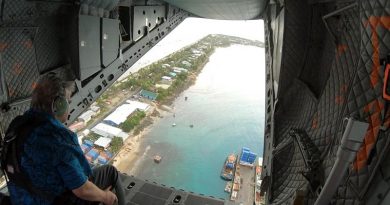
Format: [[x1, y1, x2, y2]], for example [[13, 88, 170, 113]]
[[159, 53, 211, 106], [110, 37, 261, 176], [112, 106, 170, 175], [112, 54, 212, 175]]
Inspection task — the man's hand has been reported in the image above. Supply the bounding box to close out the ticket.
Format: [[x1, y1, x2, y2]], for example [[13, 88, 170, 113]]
[[72, 181, 118, 205], [103, 186, 118, 205]]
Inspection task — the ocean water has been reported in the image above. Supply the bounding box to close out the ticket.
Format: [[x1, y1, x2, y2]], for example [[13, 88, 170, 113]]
[[131, 44, 265, 199]]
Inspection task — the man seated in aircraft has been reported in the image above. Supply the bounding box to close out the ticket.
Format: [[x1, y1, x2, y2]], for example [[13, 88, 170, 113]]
[[4, 73, 124, 205]]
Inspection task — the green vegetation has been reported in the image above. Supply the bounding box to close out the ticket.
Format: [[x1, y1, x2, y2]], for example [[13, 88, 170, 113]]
[[109, 137, 123, 154], [94, 34, 263, 106], [156, 72, 188, 101], [84, 132, 100, 142], [119, 110, 146, 132]]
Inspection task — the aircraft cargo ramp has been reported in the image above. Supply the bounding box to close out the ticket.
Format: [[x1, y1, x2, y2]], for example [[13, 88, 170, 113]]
[[118, 174, 229, 205]]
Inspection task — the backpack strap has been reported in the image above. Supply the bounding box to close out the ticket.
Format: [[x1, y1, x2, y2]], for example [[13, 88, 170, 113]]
[[1, 114, 55, 202]]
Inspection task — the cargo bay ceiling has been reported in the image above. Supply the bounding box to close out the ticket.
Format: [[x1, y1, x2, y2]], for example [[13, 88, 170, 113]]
[[0, 0, 266, 128], [1, 0, 390, 205]]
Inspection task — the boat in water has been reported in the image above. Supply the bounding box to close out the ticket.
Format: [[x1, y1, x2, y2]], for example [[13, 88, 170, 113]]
[[224, 181, 232, 193], [154, 155, 162, 163], [220, 154, 236, 181]]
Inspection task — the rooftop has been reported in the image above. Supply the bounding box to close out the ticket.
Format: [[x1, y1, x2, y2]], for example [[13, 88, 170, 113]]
[[140, 89, 158, 100], [104, 102, 149, 126], [92, 123, 123, 138], [94, 137, 112, 148]]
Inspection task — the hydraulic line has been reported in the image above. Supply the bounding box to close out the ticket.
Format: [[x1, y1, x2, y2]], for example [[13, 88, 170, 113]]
[[314, 118, 368, 205]]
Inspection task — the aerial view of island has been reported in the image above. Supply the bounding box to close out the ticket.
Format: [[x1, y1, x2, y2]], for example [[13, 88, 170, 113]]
[[70, 34, 265, 203]]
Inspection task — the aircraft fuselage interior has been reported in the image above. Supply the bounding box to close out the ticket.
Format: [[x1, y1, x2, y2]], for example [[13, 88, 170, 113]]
[[1, 0, 390, 204]]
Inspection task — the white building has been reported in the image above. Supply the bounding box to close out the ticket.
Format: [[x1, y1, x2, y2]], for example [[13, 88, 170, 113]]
[[258, 157, 263, 166], [77, 134, 84, 145], [125, 100, 150, 111], [172, 67, 188, 73], [156, 84, 170, 89], [103, 102, 149, 126], [92, 123, 124, 138], [182, 61, 192, 67], [82, 129, 90, 136], [192, 49, 201, 54], [90, 105, 101, 114], [118, 132, 129, 141], [78, 110, 96, 123], [162, 76, 172, 81], [162, 64, 170, 68], [94, 137, 112, 149], [160, 79, 172, 85]]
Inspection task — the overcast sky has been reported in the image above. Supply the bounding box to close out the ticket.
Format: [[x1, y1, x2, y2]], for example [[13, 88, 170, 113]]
[[125, 17, 264, 75], [160, 17, 264, 42]]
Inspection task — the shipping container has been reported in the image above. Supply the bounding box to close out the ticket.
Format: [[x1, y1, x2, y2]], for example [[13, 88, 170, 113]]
[[82, 143, 91, 148], [241, 153, 250, 160], [242, 150, 250, 154], [81, 144, 91, 153], [240, 147, 258, 164], [87, 149, 99, 160], [241, 156, 249, 161], [248, 159, 256, 162], [85, 155, 93, 162], [84, 140, 94, 147], [241, 152, 249, 158], [105, 151, 113, 158], [241, 157, 249, 160], [100, 150, 113, 160], [233, 183, 240, 191], [98, 156, 108, 165], [99, 153, 109, 160]]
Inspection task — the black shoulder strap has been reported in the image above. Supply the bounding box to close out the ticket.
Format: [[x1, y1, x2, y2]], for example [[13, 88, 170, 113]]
[[1, 114, 55, 202]]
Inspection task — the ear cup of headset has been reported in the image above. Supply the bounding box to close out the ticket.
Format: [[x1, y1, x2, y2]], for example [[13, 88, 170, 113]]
[[52, 96, 69, 117]]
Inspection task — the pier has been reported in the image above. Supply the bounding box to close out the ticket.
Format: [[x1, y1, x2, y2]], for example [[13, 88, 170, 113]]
[[227, 148, 258, 205], [231, 164, 255, 205]]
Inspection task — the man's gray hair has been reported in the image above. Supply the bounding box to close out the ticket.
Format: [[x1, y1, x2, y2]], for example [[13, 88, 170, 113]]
[[31, 73, 72, 114]]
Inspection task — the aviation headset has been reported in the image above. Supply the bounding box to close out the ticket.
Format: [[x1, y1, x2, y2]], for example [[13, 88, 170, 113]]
[[52, 95, 69, 117], [46, 72, 69, 117]]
